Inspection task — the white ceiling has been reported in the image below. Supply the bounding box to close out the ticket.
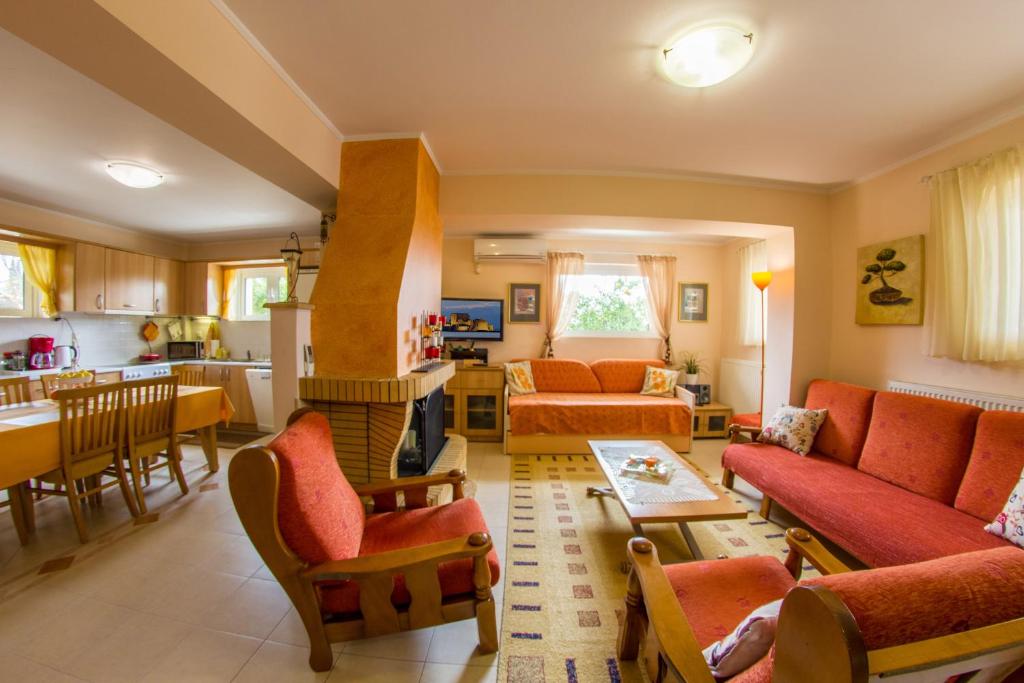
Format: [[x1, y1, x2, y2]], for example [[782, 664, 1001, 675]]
[[224, 0, 1024, 186], [0, 28, 321, 242]]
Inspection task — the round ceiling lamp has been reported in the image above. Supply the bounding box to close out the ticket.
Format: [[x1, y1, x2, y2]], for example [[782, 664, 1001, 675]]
[[105, 161, 164, 189], [662, 25, 754, 88]]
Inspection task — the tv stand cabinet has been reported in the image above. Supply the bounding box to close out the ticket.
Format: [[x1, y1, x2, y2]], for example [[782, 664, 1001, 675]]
[[444, 365, 505, 442]]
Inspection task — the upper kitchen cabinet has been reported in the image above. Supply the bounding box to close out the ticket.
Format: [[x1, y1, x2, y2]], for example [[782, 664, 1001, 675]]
[[57, 243, 106, 313], [184, 262, 223, 317], [153, 258, 184, 316], [104, 249, 154, 313]]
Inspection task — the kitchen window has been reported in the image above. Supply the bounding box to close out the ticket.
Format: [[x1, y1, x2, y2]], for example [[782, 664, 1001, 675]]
[[232, 266, 287, 321], [566, 262, 654, 336], [0, 240, 38, 317]]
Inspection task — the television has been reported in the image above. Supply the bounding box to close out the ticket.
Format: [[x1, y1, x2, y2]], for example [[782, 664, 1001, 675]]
[[441, 298, 504, 341]]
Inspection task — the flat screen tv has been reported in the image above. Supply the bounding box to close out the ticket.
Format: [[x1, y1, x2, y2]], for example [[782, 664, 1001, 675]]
[[441, 298, 504, 341]]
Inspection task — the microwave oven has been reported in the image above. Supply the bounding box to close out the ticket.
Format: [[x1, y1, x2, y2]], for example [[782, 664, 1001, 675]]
[[167, 340, 204, 360]]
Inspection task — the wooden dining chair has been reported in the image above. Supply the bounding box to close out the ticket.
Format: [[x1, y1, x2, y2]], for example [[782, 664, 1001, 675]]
[[40, 370, 97, 399], [171, 365, 205, 387], [20, 382, 139, 543], [0, 376, 32, 406], [124, 376, 188, 514]]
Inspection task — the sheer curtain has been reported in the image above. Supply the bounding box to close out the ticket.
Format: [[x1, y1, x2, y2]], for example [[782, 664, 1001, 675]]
[[542, 252, 584, 357], [929, 144, 1024, 361], [738, 240, 767, 346], [637, 254, 677, 363], [17, 244, 57, 317]]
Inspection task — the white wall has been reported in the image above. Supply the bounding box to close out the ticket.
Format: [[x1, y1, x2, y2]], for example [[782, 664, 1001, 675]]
[[0, 313, 174, 367]]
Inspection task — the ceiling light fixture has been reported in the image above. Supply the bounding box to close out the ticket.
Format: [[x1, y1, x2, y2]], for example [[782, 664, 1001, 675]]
[[105, 161, 164, 189], [662, 25, 754, 88]]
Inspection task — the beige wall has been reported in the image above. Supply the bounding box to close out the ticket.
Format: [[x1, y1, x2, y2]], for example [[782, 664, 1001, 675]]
[[827, 115, 1024, 395]]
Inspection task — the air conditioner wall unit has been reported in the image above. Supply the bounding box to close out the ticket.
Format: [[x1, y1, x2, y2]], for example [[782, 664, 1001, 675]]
[[473, 238, 547, 263]]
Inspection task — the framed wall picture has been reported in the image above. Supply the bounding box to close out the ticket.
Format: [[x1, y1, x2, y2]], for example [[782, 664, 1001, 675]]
[[508, 283, 541, 323], [855, 234, 924, 325], [678, 283, 708, 322]]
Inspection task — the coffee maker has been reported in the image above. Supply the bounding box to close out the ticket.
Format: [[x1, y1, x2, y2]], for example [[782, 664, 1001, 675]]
[[28, 334, 55, 370]]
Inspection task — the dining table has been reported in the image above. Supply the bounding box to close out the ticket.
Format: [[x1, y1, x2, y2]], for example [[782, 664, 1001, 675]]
[[0, 384, 235, 506]]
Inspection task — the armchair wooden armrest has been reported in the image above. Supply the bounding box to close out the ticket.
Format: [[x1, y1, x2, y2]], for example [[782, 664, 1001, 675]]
[[353, 469, 467, 511], [618, 538, 715, 683], [783, 527, 852, 579], [303, 531, 492, 581], [728, 424, 762, 442]]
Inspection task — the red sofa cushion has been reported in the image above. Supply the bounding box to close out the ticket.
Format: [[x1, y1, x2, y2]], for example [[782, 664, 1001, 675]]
[[722, 442, 1010, 567], [318, 497, 500, 615], [665, 555, 795, 648], [857, 392, 981, 504], [528, 359, 602, 393], [804, 379, 876, 466], [956, 411, 1024, 521], [590, 358, 664, 393], [269, 411, 364, 565], [508, 392, 690, 435], [802, 546, 1024, 649]]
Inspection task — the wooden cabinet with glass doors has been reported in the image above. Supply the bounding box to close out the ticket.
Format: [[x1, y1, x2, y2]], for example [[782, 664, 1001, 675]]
[[443, 365, 504, 442]]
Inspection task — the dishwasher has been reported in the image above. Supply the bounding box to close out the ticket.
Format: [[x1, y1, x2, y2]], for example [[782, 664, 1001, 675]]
[[245, 367, 274, 433]]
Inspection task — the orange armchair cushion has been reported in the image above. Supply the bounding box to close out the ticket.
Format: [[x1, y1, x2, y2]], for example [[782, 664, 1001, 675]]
[[857, 392, 981, 504], [317, 497, 500, 615], [805, 379, 876, 466], [664, 555, 796, 648], [269, 411, 364, 565], [590, 358, 665, 393], [527, 359, 602, 393], [956, 411, 1024, 521]]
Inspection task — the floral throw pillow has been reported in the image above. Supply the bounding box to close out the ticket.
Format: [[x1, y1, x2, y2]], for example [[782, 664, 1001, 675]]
[[985, 468, 1024, 548], [757, 406, 828, 456], [504, 361, 537, 396], [640, 366, 679, 397]]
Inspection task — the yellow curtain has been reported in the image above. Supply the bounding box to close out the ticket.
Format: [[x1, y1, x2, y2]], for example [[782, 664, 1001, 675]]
[[220, 267, 237, 319], [16, 244, 57, 317], [541, 251, 585, 357], [929, 144, 1024, 361], [637, 254, 677, 364]]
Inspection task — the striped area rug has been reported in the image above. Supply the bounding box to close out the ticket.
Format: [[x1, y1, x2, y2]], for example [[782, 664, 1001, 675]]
[[497, 453, 818, 683]]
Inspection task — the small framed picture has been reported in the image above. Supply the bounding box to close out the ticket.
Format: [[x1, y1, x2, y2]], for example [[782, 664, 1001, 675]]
[[508, 283, 541, 323], [678, 283, 708, 322]]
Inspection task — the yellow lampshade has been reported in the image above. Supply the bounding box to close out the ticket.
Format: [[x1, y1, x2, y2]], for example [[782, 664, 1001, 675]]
[[752, 271, 773, 291]]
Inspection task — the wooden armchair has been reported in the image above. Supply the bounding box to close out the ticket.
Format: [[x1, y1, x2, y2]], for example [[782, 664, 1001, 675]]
[[619, 528, 1024, 683], [229, 408, 499, 672]]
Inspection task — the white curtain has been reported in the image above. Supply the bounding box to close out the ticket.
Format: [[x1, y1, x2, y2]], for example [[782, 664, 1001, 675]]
[[637, 254, 677, 363], [929, 144, 1024, 361], [738, 240, 767, 346], [542, 251, 585, 357]]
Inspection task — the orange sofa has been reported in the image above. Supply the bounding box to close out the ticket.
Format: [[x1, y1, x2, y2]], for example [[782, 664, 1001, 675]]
[[504, 358, 695, 454], [722, 379, 1024, 567]]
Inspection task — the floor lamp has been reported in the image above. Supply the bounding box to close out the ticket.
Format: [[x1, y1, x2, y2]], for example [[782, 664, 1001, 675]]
[[751, 271, 772, 426]]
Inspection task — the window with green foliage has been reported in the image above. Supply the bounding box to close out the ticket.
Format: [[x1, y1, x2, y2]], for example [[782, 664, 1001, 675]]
[[567, 269, 652, 335], [0, 240, 36, 317], [236, 267, 287, 320]]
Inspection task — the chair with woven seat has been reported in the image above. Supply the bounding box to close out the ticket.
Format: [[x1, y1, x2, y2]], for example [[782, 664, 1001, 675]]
[[229, 408, 500, 672], [619, 529, 1024, 682], [15, 383, 139, 544], [124, 376, 188, 514]]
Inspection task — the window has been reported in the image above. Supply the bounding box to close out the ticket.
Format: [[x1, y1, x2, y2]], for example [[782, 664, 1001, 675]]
[[0, 241, 37, 317], [566, 263, 653, 336], [233, 267, 287, 320]]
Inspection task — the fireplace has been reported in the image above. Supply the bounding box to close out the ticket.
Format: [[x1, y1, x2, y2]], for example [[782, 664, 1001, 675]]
[[397, 387, 448, 477]]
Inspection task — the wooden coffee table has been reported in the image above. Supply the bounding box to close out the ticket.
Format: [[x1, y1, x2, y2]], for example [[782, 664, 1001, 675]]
[[587, 440, 747, 559]]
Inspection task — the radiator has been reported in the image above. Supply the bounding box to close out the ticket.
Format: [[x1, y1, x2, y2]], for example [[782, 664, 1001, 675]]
[[887, 380, 1024, 413]]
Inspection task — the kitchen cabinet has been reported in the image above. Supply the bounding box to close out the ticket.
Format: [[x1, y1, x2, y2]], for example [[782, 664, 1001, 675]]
[[184, 262, 223, 317], [104, 249, 154, 312], [203, 364, 256, 426], [153, 258, 184, 316], [444, 365, 504, 442], [71, 243, 106, 313]]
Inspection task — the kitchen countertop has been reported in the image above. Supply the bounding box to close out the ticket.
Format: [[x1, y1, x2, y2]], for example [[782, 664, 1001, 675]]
[[0, 358, 272, 380]]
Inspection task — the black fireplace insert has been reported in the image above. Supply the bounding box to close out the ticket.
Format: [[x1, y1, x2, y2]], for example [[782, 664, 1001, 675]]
[[397, 387, 448, 477]]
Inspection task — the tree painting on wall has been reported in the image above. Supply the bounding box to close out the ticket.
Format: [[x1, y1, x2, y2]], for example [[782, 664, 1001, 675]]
[[855, 234, 924, 325]]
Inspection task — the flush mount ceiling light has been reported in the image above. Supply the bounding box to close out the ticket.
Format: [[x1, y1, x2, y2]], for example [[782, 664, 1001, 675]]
[[105, 161, 164, 188], [662, 25, 754, 88]]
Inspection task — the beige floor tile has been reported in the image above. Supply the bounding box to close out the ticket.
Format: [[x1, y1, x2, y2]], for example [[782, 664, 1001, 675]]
[[327, 653, 423, 682], [267, 607, 344, 652], [201, 577, 292, 639], [17, 596, 137, 672], [233, 641, 331, 683], [144, 565, 248, 623], [342, 627, 435, 661], [420, 662, 497, 683], [425, 619, 498, 667], [0, 648, 83, 682], [140, 628, 262, 683]]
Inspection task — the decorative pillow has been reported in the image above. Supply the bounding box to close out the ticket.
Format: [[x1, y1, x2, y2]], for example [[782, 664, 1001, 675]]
[[757, 406, 828, 456], [703, 599, 782, 678], [640, 365, 679, 397], [984, 467, 1024, 548], [504, 361, 537, 396]]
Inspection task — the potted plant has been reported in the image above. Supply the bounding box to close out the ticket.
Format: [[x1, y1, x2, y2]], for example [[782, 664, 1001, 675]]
[[678, 351, 706, 385], [861, 247, 910, 305]]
